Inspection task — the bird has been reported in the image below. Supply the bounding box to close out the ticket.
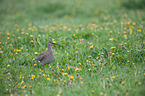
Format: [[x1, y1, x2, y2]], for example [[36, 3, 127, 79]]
[[35, 40, 60, 65]]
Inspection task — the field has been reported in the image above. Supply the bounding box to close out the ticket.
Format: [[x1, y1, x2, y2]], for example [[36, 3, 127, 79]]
[[0, 0, 145, 96]]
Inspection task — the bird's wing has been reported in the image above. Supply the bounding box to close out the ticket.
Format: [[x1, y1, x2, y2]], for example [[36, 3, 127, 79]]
[[35, 51, 47, 61]]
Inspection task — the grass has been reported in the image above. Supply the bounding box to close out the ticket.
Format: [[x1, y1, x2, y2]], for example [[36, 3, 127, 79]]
[[0, 0, 145, 96]]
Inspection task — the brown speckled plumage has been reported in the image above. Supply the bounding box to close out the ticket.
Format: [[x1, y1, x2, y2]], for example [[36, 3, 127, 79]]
[[35, 41, 54, 65]]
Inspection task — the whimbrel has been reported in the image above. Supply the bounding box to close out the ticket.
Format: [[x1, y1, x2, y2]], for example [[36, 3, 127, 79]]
[[35, 41, 59, 65]]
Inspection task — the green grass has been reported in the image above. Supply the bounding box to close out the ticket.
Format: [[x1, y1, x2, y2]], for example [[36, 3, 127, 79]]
[[0, 0, 145, 96]]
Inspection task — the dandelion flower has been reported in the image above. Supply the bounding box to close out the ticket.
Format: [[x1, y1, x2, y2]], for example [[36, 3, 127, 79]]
[[90, 46, 93, 49], [92, 90, 95, 93], [112, 76, 116, 78], [7, 33, 9, 35], [63, 73, 67, 75], [34, 64, 37, 66], [124, 35, 127, 38], [111, 47, 115, 49], [70, 76, 73, 79], [100, 92, 103, 95], [34, 52, 38, 54], [109, 38, 114, 41], [47, 78, 50, 81]]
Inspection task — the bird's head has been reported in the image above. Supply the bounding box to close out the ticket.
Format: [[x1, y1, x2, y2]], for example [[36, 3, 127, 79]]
[[48, 40, 60, 47], [48, 41, 54, 46]]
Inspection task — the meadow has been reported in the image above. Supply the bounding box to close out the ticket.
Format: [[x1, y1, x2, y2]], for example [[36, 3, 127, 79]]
[[0, 0, 145, 96]]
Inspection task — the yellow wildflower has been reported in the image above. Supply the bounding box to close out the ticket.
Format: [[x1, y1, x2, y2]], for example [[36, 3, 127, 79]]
[[109, 38, 114, 41], [70, 76, 73, 79], [90, 46, 93, 49], [111, 47, 115, 49], [34, 64, 37, 66], [47, 78, 50, 81], [124, 35, 127, 38], [112, 76, 116, 78]]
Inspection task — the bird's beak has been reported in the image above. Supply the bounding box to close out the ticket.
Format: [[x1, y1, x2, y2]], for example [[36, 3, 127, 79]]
[[52, 43, 61, 47]]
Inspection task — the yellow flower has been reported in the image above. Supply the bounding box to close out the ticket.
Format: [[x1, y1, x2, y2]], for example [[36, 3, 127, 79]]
[[59, 91, 62, 94], [34, 64, 37, 66], [75, 68, 79, 71], [63, 26, 67, 29], [57, 94, 60, 96], [100, 92, 103, 95], [109, 84, 112, 86], [28, 27, 31, 30], [21, 32, 24, 34], [137, 29, 141, 32], [34, 52, 38, 54], [7, 64, 10, 67], [29, 23, 32, 26], [70, 76, 73, 79], [24, 85, 26, 88], [109, 38, 114, 41], [119, 43, 122, 45], [21, 80, 24, 84], [132, 22, 136, 25], [63, 73, 67, 75], [78, 63, 81, 65], [17, 29, 20, 32], [122, 81, 125, 84], [0, 51, 3, 53], [32, 75, 35, 78], [47, 78, 50, 81], [92, 90, 95, 92], [80, 81, 83, 84], [124, 43, 127, 44], [15, 24, 18, 27], [53, 41, 56, 43], [20, 75, 22, 79], [30, 35, 33, 37], [7, 33, 9, 35], [43, 74, 45, 77], [111, 47, 115, 49], [67, 66, 70, 69], [90, 46, 93, 49], [124, 35, 127, 38], [112, 76, 116, 78], [26, 33, 28, 35]]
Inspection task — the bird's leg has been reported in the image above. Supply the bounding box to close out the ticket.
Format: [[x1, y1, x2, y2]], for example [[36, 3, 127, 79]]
[[41, 63, 44, 69]]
